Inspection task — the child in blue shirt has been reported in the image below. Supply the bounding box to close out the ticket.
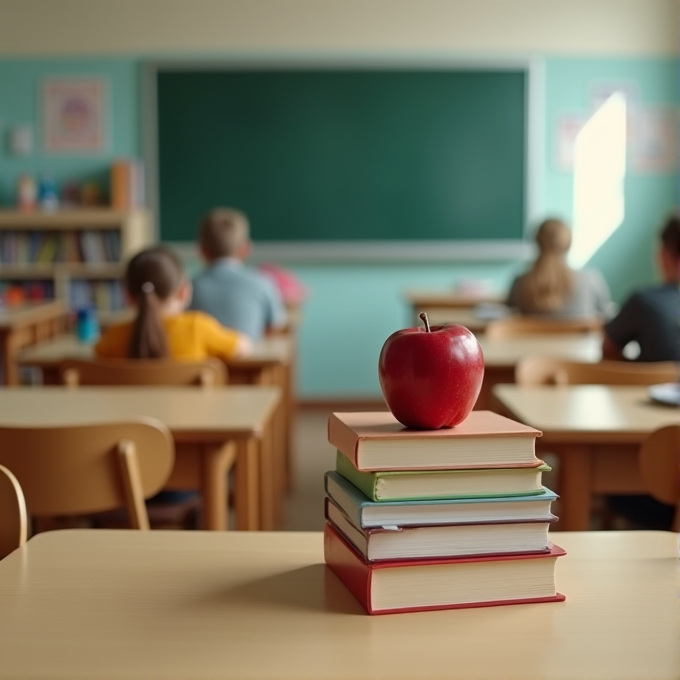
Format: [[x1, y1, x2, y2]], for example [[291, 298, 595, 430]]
[[190, 208, 287, 341]]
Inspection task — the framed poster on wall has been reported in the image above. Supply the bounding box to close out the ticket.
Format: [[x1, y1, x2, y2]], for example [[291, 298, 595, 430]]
[[42, 77, 107, 153]]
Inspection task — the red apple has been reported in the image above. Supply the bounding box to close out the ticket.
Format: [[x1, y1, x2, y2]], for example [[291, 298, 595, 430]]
[[378, 313, 485, 429]]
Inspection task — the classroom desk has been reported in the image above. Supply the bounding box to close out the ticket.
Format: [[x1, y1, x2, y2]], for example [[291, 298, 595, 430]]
[[0, 529, 677, 680], [492, 384, 680, 531], [0, 300, 67, 385], [475, 333, 602, 409], [0, 386, 280, 531], [17, 334, 294, 530], [405, 289, 504, 323], [418, 307, 493, 334]]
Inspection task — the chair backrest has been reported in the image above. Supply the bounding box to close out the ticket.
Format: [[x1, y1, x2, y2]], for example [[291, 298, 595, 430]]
[[0, 418, 174, 530], [638, 425, 680, 532], [486, 316, 602, 339], [58, 358, 227, 387], [0, 465, 27, 560], [515, 357, 680, 386]]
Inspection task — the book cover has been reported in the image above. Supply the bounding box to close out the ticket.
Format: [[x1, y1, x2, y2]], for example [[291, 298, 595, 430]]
[[328, 410, 542, 471], [325, 497, 555, 562], [111, 160, 132, 210], [324, 523, 566, 615], [324, 471, 559, 528], [336, 451, 549, 502]]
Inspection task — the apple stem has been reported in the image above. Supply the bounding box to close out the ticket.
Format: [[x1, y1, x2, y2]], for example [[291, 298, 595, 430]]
[[419, 312, 431, 333]]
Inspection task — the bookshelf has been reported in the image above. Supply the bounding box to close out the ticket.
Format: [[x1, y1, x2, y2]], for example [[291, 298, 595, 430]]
[[0, 209, 152, 312]]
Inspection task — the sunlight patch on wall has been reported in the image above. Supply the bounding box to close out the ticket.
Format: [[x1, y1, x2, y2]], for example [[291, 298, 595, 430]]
[[569, 93, 627, 269]]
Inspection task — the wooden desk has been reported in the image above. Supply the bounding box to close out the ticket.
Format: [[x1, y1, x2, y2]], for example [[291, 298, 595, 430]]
[[475, 333, 602, 409], [0, 529, 677, 680], [0, 386, 280, 531], [492, 384, 680, 531], [228, 336, 295, 529], [17, 334, 294, 531], [405, 289, 504, 323], [419, 307, 493, 334], [0, 300, 67, 385]]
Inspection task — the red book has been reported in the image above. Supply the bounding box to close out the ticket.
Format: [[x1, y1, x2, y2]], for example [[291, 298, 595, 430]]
[[324, 523, 566, 615]]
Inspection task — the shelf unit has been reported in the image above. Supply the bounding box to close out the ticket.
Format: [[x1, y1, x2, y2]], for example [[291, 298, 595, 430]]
[[0, 209, 152, 312]]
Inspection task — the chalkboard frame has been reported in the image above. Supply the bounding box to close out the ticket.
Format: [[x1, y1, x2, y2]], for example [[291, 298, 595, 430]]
[[143, 56, 541, 261]]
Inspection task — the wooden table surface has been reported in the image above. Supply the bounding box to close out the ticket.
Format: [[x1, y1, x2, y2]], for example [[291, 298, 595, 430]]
[[17, 332, 293, 369], [405, 289, 505, 309], [416, 307, 493, 333], [0, 300, 67, 385], [492, 385, 680, 530], [0, 529, 677, 680], [473, 333, 602, 409], [0, 386, 280, 531], [478, 333, 602, 366]]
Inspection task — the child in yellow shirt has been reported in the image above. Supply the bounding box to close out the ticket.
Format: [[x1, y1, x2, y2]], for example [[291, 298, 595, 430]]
[[96, 245, 252, 360]]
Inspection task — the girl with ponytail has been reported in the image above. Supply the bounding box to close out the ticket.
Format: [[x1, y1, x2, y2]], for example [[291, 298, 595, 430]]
[[506, 218, 611, 317], [95, 246, 252, 360]]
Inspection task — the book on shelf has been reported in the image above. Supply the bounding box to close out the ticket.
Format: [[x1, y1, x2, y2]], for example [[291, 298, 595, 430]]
[[324, 523, 566, 615], [325, 497, 555, 562], [111, 159, 145, 210], [336, 450, 550, 502], [36, 234, 60, 263], [324, 471, 559, 528], [63, 231, 81, 263], [328, 410, 542, 471], [80, 231, 108, 264]]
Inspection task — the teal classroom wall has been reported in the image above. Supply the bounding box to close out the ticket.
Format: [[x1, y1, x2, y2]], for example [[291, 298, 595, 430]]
[[0, 56, 678, 398], [0, 58, 141, 203]]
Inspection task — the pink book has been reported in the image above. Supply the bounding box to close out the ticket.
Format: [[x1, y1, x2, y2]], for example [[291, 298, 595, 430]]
[[328, 410, 542, 471]]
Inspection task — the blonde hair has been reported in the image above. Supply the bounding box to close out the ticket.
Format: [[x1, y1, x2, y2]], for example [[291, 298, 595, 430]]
[[198, 208, 249, 260], [519, 219, 575, 312]]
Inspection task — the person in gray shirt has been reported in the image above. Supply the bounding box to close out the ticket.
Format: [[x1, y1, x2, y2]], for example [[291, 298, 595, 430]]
[[190, 208, 287, 341], [506, 218, 612, 319]]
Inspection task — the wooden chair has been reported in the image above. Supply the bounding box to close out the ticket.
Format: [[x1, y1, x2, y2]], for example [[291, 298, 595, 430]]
[[58, 358, 227, 387], [486, 316, 602, 339], [639, 425, 680, 532], [0, 418, 174, 531], [57, 357, 234, 529], [516, 357, 680, 386], [0, 465, 27, 559]]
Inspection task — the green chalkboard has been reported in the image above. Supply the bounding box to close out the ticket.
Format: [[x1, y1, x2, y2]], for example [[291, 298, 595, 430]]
[[157, 68, 527, 243]]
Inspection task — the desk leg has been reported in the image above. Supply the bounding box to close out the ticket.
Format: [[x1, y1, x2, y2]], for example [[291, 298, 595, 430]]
[[556, 445, 592, 531], [282, 361, 294, 492], [200, 442, 237, 531], [271, 364, 288, 522], [259, 419, 276, 530], [1, 331, 18, 386], [234, 437, 261, 531], [253, 365, 286, 529]]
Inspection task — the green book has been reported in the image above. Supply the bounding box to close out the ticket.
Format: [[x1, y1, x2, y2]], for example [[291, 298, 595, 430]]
[[336, 451, 550, 502]]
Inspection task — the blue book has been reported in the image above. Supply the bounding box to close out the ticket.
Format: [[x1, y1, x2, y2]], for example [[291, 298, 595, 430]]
[[324, 471, 558, 528]]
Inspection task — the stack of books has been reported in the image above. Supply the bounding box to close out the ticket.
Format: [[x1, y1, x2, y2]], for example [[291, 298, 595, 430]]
[[323, 410, 566, 615]]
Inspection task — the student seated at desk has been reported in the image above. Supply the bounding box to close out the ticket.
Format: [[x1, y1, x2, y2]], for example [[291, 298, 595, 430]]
[[602, 214, 680, 531], [506, 218, 612, 318], [95, 245, 252, 360], [189, 208, 287, 341], [602, 213, 680, 363]]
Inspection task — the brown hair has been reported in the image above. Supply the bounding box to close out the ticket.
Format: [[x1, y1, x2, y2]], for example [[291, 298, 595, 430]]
[[660, 213, 680, 259], [519, 218, 575, 312], [198, 208, 249, 260], [125, 246, 184, 359]]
